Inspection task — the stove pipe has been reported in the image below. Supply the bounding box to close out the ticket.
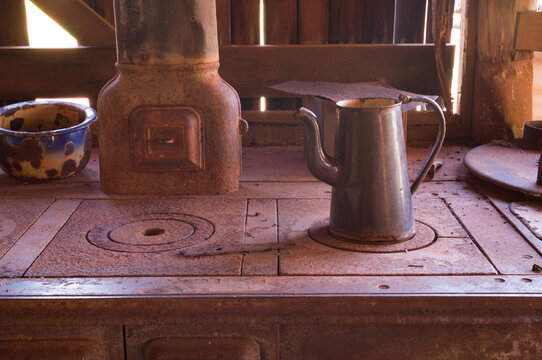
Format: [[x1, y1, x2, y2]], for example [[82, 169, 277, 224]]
[[98, 0, 247, 195]]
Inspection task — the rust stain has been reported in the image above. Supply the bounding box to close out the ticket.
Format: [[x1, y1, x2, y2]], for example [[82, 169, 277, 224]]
[[10, 117, 24, 131], [1, 104, 33, 117], [0, 137, 43, 169], [64, 142, 75, 156], [61, 159, 77, 176], [46, 169, 59, 178], [11, 161, 22, 171], [54, 113, 62, 127]]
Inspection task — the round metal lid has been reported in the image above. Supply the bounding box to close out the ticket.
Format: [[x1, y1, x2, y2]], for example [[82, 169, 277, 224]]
[[87, 213, 214, 253], [464, 142, 542, 198], [309, 220, 436, 253]]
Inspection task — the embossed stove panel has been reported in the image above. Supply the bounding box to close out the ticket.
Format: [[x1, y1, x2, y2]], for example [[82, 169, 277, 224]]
[[130, 106, 204, 172], [25, 198, 246, 277]]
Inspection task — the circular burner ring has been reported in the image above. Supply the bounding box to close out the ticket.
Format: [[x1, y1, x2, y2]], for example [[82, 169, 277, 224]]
[[309, 220, 436, 253], [87, 213, 214, 253]]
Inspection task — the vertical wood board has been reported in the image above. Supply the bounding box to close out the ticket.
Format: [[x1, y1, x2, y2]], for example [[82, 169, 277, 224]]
[[362, 0, 395, 44], [329, 0, 364, 44], [298, 0, 329, 44], [0, 0, 29, 46], [216, 0, 231, 45], [265, 0, 297, 44], [477, 0, 536, 62], [231, 0, 260, 44], [394, 0, 427, 43]]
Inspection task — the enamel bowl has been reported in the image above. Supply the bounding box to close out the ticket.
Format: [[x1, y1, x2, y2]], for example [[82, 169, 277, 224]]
[[0, 101, 96, 180]]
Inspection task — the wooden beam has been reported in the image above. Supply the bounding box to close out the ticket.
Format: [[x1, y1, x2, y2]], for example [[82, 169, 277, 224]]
[[219, 44, 455, 97], [0, 44, 454, 101], [31, 0, 115, 46], [515, 11, 542, 51], [0, 46, 116, 99]]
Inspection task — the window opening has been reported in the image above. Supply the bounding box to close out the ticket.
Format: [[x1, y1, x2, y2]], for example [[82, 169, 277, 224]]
[[25, 0, 77, 48]]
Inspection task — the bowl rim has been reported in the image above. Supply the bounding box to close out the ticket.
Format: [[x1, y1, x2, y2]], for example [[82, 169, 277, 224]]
[[0, 100, 97, 138]]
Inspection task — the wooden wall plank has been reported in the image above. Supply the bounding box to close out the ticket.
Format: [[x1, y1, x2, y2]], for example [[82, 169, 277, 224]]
[[0, 47, 116, 100], [0, 0, 28, 46], [220, 45, 455, 97], [265, 0, 297, 44], [31, 0, 115, 46], [362, 0, 395, 44], [329, 0, 364, 44], [231, 0, 260, 110], [515, 11, 542, 51], [216, 0, 231, 45], [394, 0, 427, 43], [231, 0, 260, 45], [0, 44, 454, 102], [265, 0, 298, 110], [298, 0, 329, 44]]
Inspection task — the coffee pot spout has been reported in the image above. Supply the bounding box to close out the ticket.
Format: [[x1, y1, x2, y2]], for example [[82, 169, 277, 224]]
[[295, 108, 340, 186]]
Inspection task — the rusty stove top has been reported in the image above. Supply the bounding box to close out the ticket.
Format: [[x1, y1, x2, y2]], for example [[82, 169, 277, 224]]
[[0, 145, 540, 295]]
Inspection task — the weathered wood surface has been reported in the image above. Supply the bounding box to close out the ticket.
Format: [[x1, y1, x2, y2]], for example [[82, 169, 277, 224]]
[[220, 44, 455, 97], [515, 11, 542, 51], [394, 0, 427, 44], [241, 110, 303, 146], [477, 0, 537, 63], [363, 0, 394, 44], [0, 0, 28, 46], [231, 0, 260, 45], [472, 0, 537, 141], [31, 0, 115, 46], [298, 0, 329, 44], [0, 47, 116, 99], [216, 0, 231, 45], [0, 44, 454, 99], [265, 0, 297, 45], [328, 0, 364, 44]]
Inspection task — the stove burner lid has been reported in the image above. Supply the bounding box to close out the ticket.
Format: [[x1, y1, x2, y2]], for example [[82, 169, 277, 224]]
[[309, 220, 436, 253], [87, 213, 214, 253]]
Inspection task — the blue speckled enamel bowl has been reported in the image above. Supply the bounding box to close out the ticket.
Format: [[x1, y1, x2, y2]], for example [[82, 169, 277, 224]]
[[0, 101, 97, 180]]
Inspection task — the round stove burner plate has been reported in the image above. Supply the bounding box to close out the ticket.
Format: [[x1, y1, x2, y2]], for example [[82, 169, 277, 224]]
[[464, 142, 542, 198], [309, 220, 436, 253], [87, 213, 214, 253]]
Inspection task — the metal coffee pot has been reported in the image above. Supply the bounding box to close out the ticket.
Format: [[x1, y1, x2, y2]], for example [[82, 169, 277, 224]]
[[295, 95, 446, 243]]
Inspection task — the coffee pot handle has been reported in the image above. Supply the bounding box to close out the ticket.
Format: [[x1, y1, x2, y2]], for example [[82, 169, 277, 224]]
[[399, 95, 447, 194]]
